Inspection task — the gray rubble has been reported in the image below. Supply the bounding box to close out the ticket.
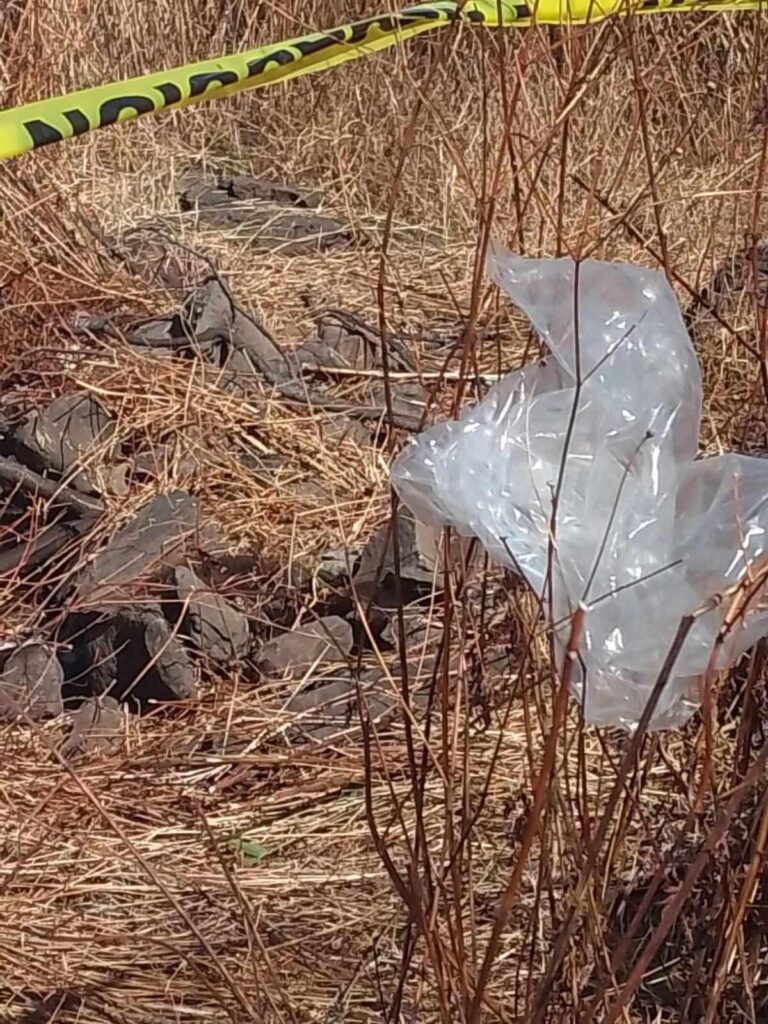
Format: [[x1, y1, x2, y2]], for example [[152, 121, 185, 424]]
[[0, 643, 64, 721]]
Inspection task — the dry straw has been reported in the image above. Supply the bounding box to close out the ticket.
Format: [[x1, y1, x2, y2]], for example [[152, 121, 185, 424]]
[[1, 2, 767, 1021]]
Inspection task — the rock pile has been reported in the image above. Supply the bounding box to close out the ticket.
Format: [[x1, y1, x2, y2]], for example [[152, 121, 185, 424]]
[[0, 184, 479, 755]]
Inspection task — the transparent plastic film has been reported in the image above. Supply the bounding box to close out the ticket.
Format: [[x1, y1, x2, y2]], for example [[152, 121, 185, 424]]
[[391, 247, 768, 730]]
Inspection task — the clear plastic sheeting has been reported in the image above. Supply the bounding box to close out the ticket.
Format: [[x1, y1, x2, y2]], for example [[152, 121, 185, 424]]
[[390, 246, 768, 730]]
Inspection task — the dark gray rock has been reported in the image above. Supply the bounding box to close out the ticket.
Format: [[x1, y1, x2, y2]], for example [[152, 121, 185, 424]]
[[316, 547, 360, 587], [62, 696, 122, 757], [241, 209, 351, 253], [0, 517, 95, 577], [286, 670, 406, 742], [289, 676, 353, 714], [292, 340, 348, 370], [223, 177, 322, 209], [358, 669, 402, 724], [77, 606, 198, 703], [378, 613, 456, 687], [185, 278, 234, 345], [178, 172, 365, 260], [181, 189, 351, 254], [316, 311, 416, 372], [257, 616, 352, 677], [15, 392, 116, 493], [144, 615, 198, 699], [287, 676, 354, 741], [180, 174, 322, 211], [317, 321, 368, 368], [183, 277, 287, 381], [75, 490, 198, 605], [132, 444, 199, 480], [318, 416, 371, 446], [79, 616, 119, 695], [180, 182, 233, 210], [69, 311, 112, 335], [366, 381, 427, 428], [127, 315, 184, 349], [354, 509, 443, 605], [380, 611, 432, 652], [175, 566, 250, 663], [229, 307, 288, 378], [0, 643, 63, 720], [0, 455, 104, 515]]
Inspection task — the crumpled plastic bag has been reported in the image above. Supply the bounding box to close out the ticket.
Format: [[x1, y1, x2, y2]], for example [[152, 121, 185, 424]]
[[391, 246, 768, 731]]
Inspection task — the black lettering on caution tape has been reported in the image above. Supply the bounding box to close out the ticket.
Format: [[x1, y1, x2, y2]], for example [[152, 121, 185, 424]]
[[246, 49, 296, 78], [99, 95, 156, 127], [293, 29, 347, 57], [188, 70, 239, 97], [24, 120, 65, 149], [155, 82, 183, 105], [63, 110, 90, 135]]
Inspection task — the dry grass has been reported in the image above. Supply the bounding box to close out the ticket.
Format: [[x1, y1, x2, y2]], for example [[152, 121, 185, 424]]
[[2, 2, 768, 1022]]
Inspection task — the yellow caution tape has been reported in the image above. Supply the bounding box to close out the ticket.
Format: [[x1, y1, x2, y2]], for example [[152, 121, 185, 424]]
[[0, 0, 762, 162]]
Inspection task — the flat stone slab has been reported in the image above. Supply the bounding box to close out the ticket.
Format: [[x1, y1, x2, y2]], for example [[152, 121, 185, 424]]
[[257, 616, 352, 678], [62, 697, 123, 758], [175, 566, 250, 663], [75, 491, 198, 604], [0, 643, 63, 720]]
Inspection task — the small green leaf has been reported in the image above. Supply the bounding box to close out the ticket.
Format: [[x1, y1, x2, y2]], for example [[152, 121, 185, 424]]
[[230, 837, 267, 863]]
